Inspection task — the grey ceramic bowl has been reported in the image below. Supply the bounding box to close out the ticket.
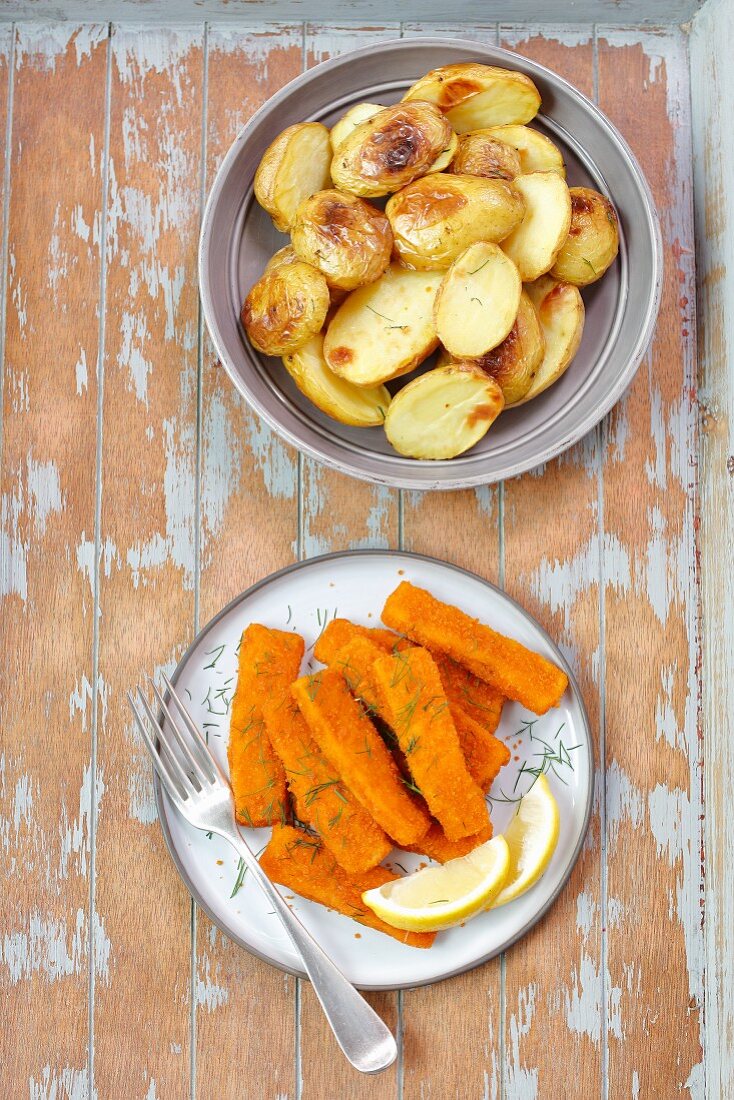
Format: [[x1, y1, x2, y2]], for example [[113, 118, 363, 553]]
[[199, 38, 662, 491]]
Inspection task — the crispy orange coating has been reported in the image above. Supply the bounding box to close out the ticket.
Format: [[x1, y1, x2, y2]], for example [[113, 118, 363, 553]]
[[313, 617, 403, 666], [398, 821, 494, 863], [382, 581, 569, 715], [228, 628, 288, 827], [244, 625, 391, 874], [260, 825, 436, 949], [333, 635, 508, 793], [292, 668, 431, 846], [432, 653, 505, 734], [451, 708, 511, 793], [372, 648, 490, 841]]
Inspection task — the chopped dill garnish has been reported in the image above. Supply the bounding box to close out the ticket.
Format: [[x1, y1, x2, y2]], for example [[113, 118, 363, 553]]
[[467, 257, 490, 275], [203, 644, 226, 670], [286, 604, 293, 625]]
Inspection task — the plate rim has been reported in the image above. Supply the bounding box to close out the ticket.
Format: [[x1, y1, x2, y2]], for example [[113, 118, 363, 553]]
[[154, 549, 595, 991], [198, 35, 663, 492]]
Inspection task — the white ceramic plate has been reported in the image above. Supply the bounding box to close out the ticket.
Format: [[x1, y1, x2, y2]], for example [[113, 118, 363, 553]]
[[155, 551, 593, 990]]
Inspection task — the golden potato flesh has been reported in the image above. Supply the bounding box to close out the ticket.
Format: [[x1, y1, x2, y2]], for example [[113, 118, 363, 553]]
[[435, 241, 522, 359], [384, 364, 504, 459], [323, 263, 442, 386], [486, 125, 565, 176], [551, 186, 619, 286], [403, 63, 541, 133], [471, 291, 545, 405], [518, 275, 585, 403], [330, 101, 455, 198], [283, 333, 390, 427], [291, 189, 393, 291], [450, 130, 522, 180], [264, 245, 299, 273], [501, 172, 572, 282], [386, 174, 525, 271], [330, 102, 383, 152], [254, 122, 332, 233], [242, 260, 330, 357]]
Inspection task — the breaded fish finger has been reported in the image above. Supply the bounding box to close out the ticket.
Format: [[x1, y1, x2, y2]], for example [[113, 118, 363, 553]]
[[314, 617, 403, 666], [260, 825, 435, 948], [382, 581, 568, 715], [292, 669, 431, 847]]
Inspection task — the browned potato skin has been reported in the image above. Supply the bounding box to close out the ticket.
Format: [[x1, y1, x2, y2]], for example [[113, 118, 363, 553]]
[[242, 261, 330, 357], [254, 122, 332, 232], [450, 130, 521, 180], [386, 174, 525, 271], [291, 189, 393, 291], [551, 187, 619, 285], [330, 101, 455, 198], [439, 291, 545, 405]]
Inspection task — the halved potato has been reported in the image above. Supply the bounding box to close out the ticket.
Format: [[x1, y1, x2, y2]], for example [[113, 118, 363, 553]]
[[384, 365, 504, 459], [434, 242, 522, 359], [254, 122, 332, 233], [242, 260, 330, 357], [324, 263, 442, 386], [515, 275, 585, 404], [472, 291, 545, 404], [283, 333, 390, 427], [551, 186, 619, 285], [450, 130, 522, 180], [501, 172, 572, 282], [330, 102, 383, 152], [291, 189, 393, 291], [403, 63, 541, 133], [386, 174, 525, 271], [330, 101, 454, 198], [426, 130, 460, 172], [486, 125, 565, 176]]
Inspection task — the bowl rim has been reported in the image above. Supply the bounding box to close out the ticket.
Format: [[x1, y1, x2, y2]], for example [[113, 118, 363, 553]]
[[199, 36, 663, 491]]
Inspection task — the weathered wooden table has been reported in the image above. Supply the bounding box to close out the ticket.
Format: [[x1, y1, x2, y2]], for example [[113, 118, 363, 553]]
[[2, 5, 730, 1097]]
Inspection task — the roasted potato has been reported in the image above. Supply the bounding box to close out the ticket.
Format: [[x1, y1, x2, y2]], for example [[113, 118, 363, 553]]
[[403, 63, 541, 133], [324, 263, 442, 386], [283, 333, 391, 427], [434, 241, 522, 359], [384, 364, 504, 459], [426, 131, 460, 172], [501, 172, 572, 282], [330, 101, 455, 198], [291, 189, 393, 291], [386, 174, 525, 271], [486, 125, 565, 176], [264, 245, 299, 273], [551, 186, 619, 285], [330, 102, 383, 152], [517, 275, 585, 403], [450, 130, 522, 180], [444, 291, 545, 405], [242, 260, 330, 357], [254, 122, 332, 233]]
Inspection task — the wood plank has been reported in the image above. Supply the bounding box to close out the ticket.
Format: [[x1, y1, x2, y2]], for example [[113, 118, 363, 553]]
[[296, 26, 401, 1100], [300, 22, 401, 563], [690, 3, 734, 1095], [596, 26, 703, 1098], [92, 27, 204, 1098], [195, 24, 302, 1100], [0, 23, 108, 1097], [497, 28, 603, 1100], [396, 22, 507, 1100]]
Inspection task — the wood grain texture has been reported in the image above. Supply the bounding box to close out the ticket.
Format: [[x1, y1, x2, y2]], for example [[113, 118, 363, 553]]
[[195, 24, 302, 1100], [690, 4, 734, 1095], [497, 28, 603, 1100], [92, 27, 204, 1098], [597, 26, 704, 1098], [296, 25, 401, 1100], [0, 23, 108, 1098]]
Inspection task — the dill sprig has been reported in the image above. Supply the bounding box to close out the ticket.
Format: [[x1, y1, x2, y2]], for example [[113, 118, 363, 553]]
[[203, 644, 226, 671]]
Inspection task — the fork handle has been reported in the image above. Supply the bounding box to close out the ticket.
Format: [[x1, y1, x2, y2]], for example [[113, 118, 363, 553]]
[[225, 831, 397, 1074]]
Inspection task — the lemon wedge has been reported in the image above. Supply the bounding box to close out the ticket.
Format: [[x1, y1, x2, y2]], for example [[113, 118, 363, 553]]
[[491, 774, 560, 907], [362, 836, 510, 932]]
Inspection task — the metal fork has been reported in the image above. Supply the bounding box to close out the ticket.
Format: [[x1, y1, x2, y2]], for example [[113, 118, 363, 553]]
[[128, 672, 397, 1075]]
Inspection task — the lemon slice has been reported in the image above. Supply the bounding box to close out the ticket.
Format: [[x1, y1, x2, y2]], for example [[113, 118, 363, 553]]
[[362, 836, 510, 932], [491, 774, 560, 907]]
